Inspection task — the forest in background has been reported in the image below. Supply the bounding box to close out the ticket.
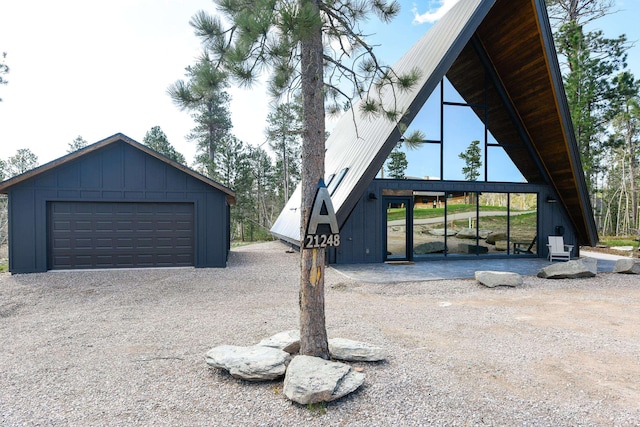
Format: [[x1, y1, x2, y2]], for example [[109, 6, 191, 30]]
[[1, 0, 638, 250]]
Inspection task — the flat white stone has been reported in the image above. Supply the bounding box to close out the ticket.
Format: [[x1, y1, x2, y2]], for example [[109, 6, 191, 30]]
[[329, 338, 386, 362], [613, 259, 640, 274], [258, 330, 300, 354], [475, 271, 523, 288], [205, 345, 290, 381], [283, 355, 365, 405]]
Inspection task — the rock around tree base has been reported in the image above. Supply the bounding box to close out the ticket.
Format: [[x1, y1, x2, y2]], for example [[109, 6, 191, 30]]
[[283, 355, 365, 405]]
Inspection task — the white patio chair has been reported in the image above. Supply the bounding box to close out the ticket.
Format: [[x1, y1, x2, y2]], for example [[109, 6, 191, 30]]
[[547, 235, 573, 261]]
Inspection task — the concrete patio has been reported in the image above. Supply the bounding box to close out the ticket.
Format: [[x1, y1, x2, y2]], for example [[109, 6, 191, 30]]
[[330, 250, 626, 283]]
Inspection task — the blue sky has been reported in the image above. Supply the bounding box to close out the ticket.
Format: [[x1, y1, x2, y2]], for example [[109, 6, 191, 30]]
[[0, 0, 639, 175]]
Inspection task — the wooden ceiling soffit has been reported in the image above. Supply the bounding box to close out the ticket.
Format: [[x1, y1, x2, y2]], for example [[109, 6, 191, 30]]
[[473, 0, 595, 244]]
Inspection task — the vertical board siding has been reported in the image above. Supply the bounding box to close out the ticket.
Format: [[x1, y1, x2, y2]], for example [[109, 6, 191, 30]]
[[335, 179, 576, 264], [6, 139, 230, 273]]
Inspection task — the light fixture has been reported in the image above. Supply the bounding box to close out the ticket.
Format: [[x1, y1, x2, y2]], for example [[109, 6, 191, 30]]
[[368, 192, 378, 201], [546, 195, 557, 203]]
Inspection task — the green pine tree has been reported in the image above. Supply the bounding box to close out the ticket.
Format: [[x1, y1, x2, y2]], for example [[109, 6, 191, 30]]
[[168, 54, 232, 177], [386, 146, 408, 179], [459, 140, 482, 181], [187, 0, 418, 358], [67, 136, 88, 153], [142, 126, 186, 165], [266, 101, 302, 203]]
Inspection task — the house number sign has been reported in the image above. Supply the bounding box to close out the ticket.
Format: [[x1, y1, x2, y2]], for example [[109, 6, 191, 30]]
[[304, 179, 340, 249]]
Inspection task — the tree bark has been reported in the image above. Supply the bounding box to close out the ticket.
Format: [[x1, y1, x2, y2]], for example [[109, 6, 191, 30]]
[[298, 0, 329, 359], [625, 118, 638, 231]]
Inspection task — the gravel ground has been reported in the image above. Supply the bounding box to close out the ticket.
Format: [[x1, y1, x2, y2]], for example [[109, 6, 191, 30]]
[[1, 241, 639, 426]]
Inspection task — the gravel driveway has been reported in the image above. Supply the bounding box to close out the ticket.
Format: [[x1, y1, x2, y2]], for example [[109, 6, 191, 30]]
[[1, 241, 639, 426]]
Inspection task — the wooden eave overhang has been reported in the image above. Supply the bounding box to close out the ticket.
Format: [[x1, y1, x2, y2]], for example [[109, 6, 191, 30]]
[[447, 0, 596, 245], [0, 133, 237, 205]]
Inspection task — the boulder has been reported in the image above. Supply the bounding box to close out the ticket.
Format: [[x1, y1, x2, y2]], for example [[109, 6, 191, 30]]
[[458, 243, 488, 254], [414, 241, 445, 254], [494, 240, 508, 251], [283, 355, 365, 405], [328, 338, 386, 362], [428, 228, 457, 236], [456, 228, 476, 239], [613, 259, 640, 274], [475, 271, 523, 288], [414, 225, 429, 233], [258, 330, 300, 354], [486, 232, 507, 245], [205, 345, 290, 381], [537, 257, 597, 279], [478, 229, 492, 239], [456, 228, 492, 240]]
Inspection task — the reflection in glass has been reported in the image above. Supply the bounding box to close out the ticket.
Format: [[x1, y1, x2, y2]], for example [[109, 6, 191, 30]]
[[446, 191, 479, 255], [443, 106, 486, 181], [510, 193, 538, 255], [406, 83, 442, 142], [412, 192, 446, 258], [479, 193, 509, 255], [487, 137, 526, 183], [404, 143, 441, 180], [386, 199, 408, 260]]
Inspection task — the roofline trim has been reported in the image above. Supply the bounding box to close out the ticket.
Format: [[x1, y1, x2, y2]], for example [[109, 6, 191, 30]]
[[0, 133, 237, 205]]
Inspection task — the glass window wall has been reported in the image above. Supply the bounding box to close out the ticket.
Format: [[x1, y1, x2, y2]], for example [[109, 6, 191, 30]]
[[412, 192, 446, 258], [408, 191, 538, 258]]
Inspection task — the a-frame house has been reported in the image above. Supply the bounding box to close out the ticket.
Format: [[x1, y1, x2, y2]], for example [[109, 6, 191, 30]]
[[271, 0, 598, 264]]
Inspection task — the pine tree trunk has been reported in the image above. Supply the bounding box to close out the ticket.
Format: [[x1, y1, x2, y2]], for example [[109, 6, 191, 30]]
[[626, 122, 638, 231], [298, 0, 329, 359]]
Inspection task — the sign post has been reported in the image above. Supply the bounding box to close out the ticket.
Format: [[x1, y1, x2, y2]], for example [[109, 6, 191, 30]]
[[304, 179, 340, 249]]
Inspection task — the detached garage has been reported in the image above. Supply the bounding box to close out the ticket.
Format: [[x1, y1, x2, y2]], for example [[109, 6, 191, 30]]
[[0, 133, 236, 273]]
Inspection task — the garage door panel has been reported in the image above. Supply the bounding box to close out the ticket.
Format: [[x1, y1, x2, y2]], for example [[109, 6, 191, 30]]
[[49, 202, 194, 269]]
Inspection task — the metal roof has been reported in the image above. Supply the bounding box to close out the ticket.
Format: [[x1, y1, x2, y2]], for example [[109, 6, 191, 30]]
[[0, 133, 237, 205], [273, 0, 597, 246]]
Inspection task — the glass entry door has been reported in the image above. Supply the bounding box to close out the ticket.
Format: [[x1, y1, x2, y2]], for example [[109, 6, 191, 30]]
[[384, 197, 412, 261]]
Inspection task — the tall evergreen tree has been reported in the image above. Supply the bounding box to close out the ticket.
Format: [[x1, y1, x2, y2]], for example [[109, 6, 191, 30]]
[[546, 0, 630, 197], [143, 126, 186, 164], [5, 148, 38, 177], [459, 140, 482, 181], [168, 54, 232, 178], [190, 0, 418, 358], [546, 0, 614, 25], [554, 21, 628, 191], [386, 145, 408, 179], [266, 101, 302, 203], [215, 135, 254, 240], [608, 72, 640, 232], [247, 146, 277, 238], [67, 136, 88, 153]]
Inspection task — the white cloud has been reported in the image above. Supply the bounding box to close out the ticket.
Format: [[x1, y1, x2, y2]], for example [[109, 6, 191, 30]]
[[412, 0, 462, 24]]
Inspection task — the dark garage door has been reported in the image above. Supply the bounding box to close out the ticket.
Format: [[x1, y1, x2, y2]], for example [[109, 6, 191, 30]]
[[49, 202, 194, 269]]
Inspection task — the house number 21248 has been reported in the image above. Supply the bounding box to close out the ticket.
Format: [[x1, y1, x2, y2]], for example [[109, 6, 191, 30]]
[[304, 234, 340, 249]]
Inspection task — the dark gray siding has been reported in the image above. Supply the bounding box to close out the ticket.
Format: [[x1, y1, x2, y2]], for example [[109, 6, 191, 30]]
[[7, 141, 230, 273], [333, 179, 577, 264]]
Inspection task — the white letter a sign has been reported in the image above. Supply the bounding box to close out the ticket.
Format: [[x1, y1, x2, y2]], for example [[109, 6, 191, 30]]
[[306, 180, 339, 235]]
